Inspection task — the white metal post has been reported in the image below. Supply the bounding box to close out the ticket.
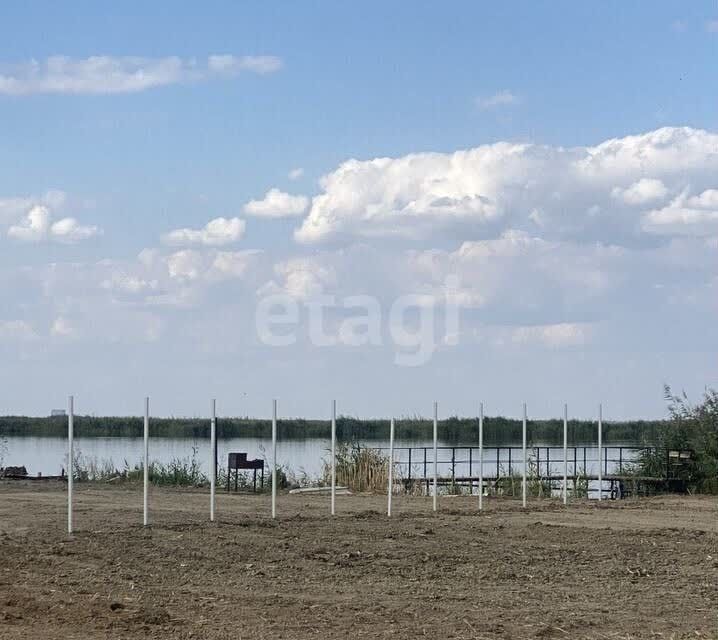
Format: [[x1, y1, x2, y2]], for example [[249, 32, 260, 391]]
[[433, 401, 438, 512], [597, 403, 603, 502], [210, 399, 216, 522], [563, 403, 568, 505], [522, 403, 527, 508], [478, 402, 484, 511], [67, 395, 74, 535], [387, 418, 394, 517], [331, 399, 336, 516], [143, 397, 149, 527], [272, 399, 277, 519]]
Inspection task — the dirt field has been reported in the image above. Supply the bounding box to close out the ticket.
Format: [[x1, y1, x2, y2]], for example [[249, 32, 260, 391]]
[[0, 482, 716, 639]]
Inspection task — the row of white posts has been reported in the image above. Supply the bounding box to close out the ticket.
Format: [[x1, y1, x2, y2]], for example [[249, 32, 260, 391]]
[[65, 396, 604, 533]]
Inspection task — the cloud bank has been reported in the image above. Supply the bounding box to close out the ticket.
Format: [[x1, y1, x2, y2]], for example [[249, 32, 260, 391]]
[[295, 126, 718, 244], [0, 54, 282, 95]]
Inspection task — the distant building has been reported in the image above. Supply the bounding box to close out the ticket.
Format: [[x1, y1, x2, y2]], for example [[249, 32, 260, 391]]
[[51, 409, 67, 417]]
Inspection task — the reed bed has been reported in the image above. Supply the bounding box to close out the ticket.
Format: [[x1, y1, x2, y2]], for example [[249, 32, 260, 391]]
[[323, 442, 390, 493]]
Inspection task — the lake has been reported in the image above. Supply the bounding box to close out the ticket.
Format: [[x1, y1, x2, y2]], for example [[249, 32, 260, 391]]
[[3, 435, 645, 483]]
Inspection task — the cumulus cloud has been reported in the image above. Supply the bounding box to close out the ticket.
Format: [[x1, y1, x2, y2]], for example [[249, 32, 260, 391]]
[[288, 168, 304, 181], [0, 320, 37, 341], [7, 205, 51, 242], [50, 217, 102, 243], [3, 126, 717, 378], [612, 178, 669, 205], [258, 256, 337, 301], [476, 90, 520, 110], [244, 188, 309, 218], [642, 189, 718, 236], [6, 203, 100, 244], [0, 54, 282, 96], [166, 250, 205, 281], [162, 217, 246, 247], [0, 190, 66, 224], [296, 126, 718, 244]]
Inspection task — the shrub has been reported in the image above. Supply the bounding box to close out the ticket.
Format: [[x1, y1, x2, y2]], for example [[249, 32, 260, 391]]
[[637, 386, 718, 494]]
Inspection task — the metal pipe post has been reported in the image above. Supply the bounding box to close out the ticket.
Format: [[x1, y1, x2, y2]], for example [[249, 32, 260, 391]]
[[210, 399, 216, 521], [272, 399, 277, 519], [433, 402, 438, 511], [331, 399, 336, 516], [144, 397, 149, 526], [522, 403, 527, 508], [67, 395, 74, 534], [563, 403, 568, 505], [387, 418, 394, 517], [597, 403, 603, 502], [478, 402, 484, 511]]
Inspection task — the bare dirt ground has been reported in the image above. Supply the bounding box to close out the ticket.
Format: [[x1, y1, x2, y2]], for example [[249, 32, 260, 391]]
[[0, 482, 716, 639]]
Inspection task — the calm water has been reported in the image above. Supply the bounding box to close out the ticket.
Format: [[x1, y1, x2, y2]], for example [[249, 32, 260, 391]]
[[3, 436, 643, 482]]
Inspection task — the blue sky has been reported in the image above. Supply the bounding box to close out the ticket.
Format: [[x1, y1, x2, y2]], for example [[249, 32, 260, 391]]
[[0, 2, 716, 419]]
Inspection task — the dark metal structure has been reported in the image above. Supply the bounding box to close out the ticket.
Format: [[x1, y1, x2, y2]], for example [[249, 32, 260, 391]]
[[226, 452, 265, 492], [370, 444, 691, 499]]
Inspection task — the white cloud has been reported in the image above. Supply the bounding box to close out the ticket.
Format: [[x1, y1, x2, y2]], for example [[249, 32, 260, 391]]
[[0, 54, 282, 96], [642, 189, 718, 236], [6, 202, 100, 244], [211, 250, 262, 279], [162, 217, 246, 247], [288, 168, 304, 181], [259, 257, 337, 301], [101, 273, 159, 295], [166, 250, 205, 281], [612, 178, 668, 205], [244, 188, 309, 218], [510, 322, 591, 348], [0, 320, 37, 341], [50, 316, 76, 338], [296, 126, 718, 244], [0, 197, 33, 224], [7, 205, 50, 242], [50, 217, 101, 243], [476, 90, 520, 110], [206, 55, 282, 75]]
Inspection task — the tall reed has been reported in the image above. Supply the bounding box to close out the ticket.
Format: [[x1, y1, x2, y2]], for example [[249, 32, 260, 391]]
[[324, 442, 390, 493]]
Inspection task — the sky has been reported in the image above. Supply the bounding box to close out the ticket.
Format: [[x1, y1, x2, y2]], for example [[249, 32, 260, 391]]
[[0, 1, 716, 420]]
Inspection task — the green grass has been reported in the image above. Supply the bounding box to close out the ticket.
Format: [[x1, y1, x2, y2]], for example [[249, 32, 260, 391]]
[[71, 446, 209, 487]]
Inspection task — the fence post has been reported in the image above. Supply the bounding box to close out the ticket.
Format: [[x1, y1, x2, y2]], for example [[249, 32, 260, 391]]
[[388, 418, 395, 517], [272, 399, 277, 519], [67, 395, 74, 535], [210, 399, 216, 522], [563, 403, 568, 505], [597, 403, 603, 502], [522, 403, 527, 508], [479, 402, 484, 511], [144, 397, 150, 527], [331, 399, 336, 516], [433, 402, 438, 512]]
